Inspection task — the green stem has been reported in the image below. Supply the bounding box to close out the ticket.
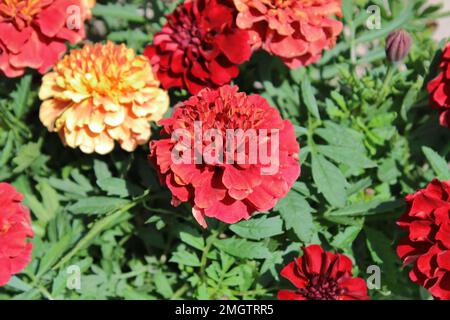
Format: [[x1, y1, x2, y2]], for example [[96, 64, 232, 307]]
[[377, 64, 396, 105], [200, 224, 226, 281], [171, 284, 189, 300]]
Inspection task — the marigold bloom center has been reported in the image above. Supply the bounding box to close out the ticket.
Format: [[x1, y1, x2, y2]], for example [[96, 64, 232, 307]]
[[171, 14, 202, 50], [299, 273, 344, 300], [0, 0, 46, 23], [53, 43, 149, 106]]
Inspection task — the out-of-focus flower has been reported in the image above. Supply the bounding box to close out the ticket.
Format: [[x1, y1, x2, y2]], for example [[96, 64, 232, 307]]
[[149, 85, 300, 227], [278, 245, 369, 300], [82, 0, 96, 18], [39, 41, 169, 155], [232, 0, 343, 68], [0, 182, 33, 286], [0, 0, 90, 77], [144, 0, 252, 94], [397, 179, 450, 300], [385, 29, 412, 62], [427, 43, 450, 127]]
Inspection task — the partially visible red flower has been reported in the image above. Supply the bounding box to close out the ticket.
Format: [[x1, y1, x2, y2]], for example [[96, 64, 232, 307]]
[[397, 179, 450, 300], [0, 183, 34, 286], [278, 245, 369, 300], [149, 85, 300, 227], [427, 43, 450, 127], [144, 0, 252, 94], [232, 0, 343, 68], [0, 0, 89, 77]]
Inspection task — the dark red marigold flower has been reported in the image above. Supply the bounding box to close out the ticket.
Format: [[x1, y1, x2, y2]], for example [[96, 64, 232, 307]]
[[427, 43, 450, 127], [0, 182, 34, 286], [143, 0, 252, 95], [278, 245, 369, 300], [149, 85, 300, 227], [397, 179, 450, 300], [0, 0, 89, 77]]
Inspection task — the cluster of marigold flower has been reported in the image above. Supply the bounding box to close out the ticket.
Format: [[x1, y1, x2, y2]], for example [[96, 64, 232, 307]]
[[0, 0, 449, 300]]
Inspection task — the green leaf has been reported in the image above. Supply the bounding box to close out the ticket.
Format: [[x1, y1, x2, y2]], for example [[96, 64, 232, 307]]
[[39, 182, 60, 219], [10, 74, 32, 117], [377, 158, 400, 184], [422, 146, 450, 180], [170, 249, 201, 267], [12, 142, 40, 173], [316, 145, 376, 169], [67, 197, 130, 215], [6, 276, 32, 292], [93, 160, 112, 181], [311, 154, 347, 208], [230, 216, 283, 240], [213, 238, 270, 260], [93, 4, 145, 23], [48, 177, 89, 197], [179, 228, 205, 250], [365, 227, 399, 289], [328, 199, 403, 217], [0, 131, 14, 166], [315, 121, 365, 151], [276, 191, 317, 244], [154, 271, 174, 299], [331, 224, 363, 249], [37, 233, 73, 278], [401, 77, 423, 120], [97, 177, 130, 198], [23, 193, 51, 223], [301, 75, 320, 119]]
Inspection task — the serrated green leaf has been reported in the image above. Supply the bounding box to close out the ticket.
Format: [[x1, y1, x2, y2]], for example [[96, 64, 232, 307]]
[[276, 191, 317, 244], [316, 145, 376, 169], [68, 197, 130, 215], [170, 250, 201, 267], [13, 142, 40, 173], [311, 154, 347, 208], [230, 216, 283, 240], [422, 146, 450, 180], [154, 271, 173, 299], [301, 75, 320, 119], [213, 238, 270, 260]]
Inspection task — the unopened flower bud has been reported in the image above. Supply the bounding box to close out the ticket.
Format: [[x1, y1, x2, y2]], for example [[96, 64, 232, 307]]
[[385, 29, 412, 62]]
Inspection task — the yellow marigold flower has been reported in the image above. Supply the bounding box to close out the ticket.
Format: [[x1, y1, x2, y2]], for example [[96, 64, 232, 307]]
[[39, 41, 169, 155]]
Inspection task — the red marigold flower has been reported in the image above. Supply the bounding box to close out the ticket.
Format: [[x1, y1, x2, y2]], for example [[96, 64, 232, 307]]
[[149, 85, 300, 227], [0, 0, 89, 77], [278, 245, 369, 300], [143, 0, 252, 95], [427, 43, 450, 128], [233, 0, 343, 68], [0, 182, 34, 286], [397, 179, 450, 300]]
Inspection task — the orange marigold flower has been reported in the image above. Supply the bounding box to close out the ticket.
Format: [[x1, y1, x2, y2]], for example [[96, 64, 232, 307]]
[[39, 41, 170, 155], [233, 0, 343, 68], [0, 0, 90, 77]]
